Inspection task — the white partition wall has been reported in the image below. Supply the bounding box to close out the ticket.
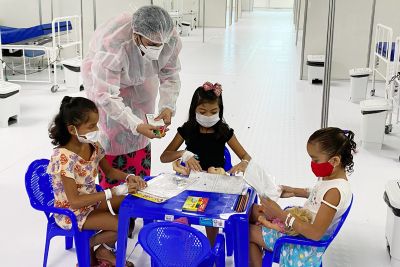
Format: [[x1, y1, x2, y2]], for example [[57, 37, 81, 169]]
[[242, 0, 254, 11], [198, 0, 227, 28], [301, 0, 374, 80], [0, 0, 41, 27]]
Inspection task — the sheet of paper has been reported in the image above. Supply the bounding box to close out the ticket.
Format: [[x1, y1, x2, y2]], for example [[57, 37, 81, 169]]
[[243, 160, 282, 201], [188, 172, 246, 195], [136, 173, 198, 200]]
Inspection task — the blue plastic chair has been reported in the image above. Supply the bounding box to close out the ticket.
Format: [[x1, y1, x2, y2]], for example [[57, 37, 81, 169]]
[[25, 159, 100, 267], [223, 146, 233, 171], [262, 196, 354, 267], [138, 221, 226, 267]]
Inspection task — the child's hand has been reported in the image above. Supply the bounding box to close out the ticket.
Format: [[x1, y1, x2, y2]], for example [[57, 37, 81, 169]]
[[126, 175, 147, 190], [280, 185, 295, 198], [257, 215, 278, 228], [260, 197, 284, 220], [258, 216, 286, 232], [228, 161, 248, 175], [207, 167, 226, 175], [172, 160, 190, 176], [186, 157, 202, 172], [127, 182, 140, 194]]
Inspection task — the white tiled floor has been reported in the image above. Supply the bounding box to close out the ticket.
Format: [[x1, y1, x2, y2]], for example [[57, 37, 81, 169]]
[[1, 9, 399, 267]]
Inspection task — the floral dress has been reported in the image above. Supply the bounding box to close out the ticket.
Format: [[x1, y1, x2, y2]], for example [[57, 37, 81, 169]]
[[261, 179, 352, 266], [262, 228, 325, 267], [47, 143, 105, 230]]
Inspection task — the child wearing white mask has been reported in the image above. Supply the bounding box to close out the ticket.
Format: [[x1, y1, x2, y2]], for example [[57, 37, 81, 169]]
[[160, 82, 251, 245], [48, 96, 147, 267]]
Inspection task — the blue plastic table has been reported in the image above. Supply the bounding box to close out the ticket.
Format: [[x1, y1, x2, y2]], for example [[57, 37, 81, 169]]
[[115, 176, 256, 267]]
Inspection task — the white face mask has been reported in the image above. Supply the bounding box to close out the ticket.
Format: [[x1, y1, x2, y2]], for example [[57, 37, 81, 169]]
[[74, 127, 100, 144], [139, 44, 164, 61], [196, 112, 220, 128]]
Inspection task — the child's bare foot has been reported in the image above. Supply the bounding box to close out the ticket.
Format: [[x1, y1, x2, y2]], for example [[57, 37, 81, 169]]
[[95, 245, 134, 267], [95, 245, 116, 265]]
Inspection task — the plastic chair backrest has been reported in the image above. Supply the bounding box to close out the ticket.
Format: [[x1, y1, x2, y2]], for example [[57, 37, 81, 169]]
[[323, 195, 353, 246], [268, 195, 353, 265], [139, 221, 212, 267], [25, 159, 54, 217], [223, 146, 232, 171]]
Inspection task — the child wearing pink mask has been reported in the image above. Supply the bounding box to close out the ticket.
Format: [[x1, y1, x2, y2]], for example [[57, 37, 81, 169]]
[[160, 82, 252, 245], [249, 127, 355, 267]]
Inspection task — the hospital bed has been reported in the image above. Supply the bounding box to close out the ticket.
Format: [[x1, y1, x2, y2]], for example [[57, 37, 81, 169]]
[[0, 15, 82, 93], [371, 24, 400, 134], [371, 24, 396, 98], [388, 37, 400, 128]]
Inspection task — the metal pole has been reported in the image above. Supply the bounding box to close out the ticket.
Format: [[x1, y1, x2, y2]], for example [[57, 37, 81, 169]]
[[230, 0, 233, 26], [235, 0, 239, 22], [299, 0, 308, 79], [0, 33, 4, 81], [321, 0, 336, 128], [38, 0, 43, 24], [295, 0, 301, 45], [93, 0, 97, 30], [367, 0, 376, 67], [151, 0, 154, 4], [80, 0, 84, 55], [51, 0, 54, 22], [202, 0, 205, 43], [198, 0, 201, 28]]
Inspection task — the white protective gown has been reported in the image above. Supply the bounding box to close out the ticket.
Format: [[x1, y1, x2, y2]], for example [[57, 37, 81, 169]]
[[82, 13, 182, 155]]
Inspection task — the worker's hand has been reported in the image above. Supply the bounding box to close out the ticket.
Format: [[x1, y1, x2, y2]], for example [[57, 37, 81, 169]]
[[155, 108, 173, 126], [137, 123, 166, 139]]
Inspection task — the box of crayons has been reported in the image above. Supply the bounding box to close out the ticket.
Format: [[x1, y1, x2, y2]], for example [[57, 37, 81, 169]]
[[234, 193, 249, 212], [182, 196, 209, 212]]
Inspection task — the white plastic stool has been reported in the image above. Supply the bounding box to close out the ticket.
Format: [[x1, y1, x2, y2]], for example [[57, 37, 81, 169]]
[[0, 81, 20, 127]]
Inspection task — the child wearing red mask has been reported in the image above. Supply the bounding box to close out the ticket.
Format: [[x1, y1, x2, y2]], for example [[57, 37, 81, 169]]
[[249, 127, 356, 267]]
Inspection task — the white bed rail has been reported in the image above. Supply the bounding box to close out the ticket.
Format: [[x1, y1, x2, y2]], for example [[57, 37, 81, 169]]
[[52, 15, 82, 58], [390, 36, 400, 125], [372, 24, 394, 96]]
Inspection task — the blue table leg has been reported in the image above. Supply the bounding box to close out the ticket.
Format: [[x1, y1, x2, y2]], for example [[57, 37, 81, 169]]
[[116, 208, 130, 267], [233, 217, 249, 267]]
